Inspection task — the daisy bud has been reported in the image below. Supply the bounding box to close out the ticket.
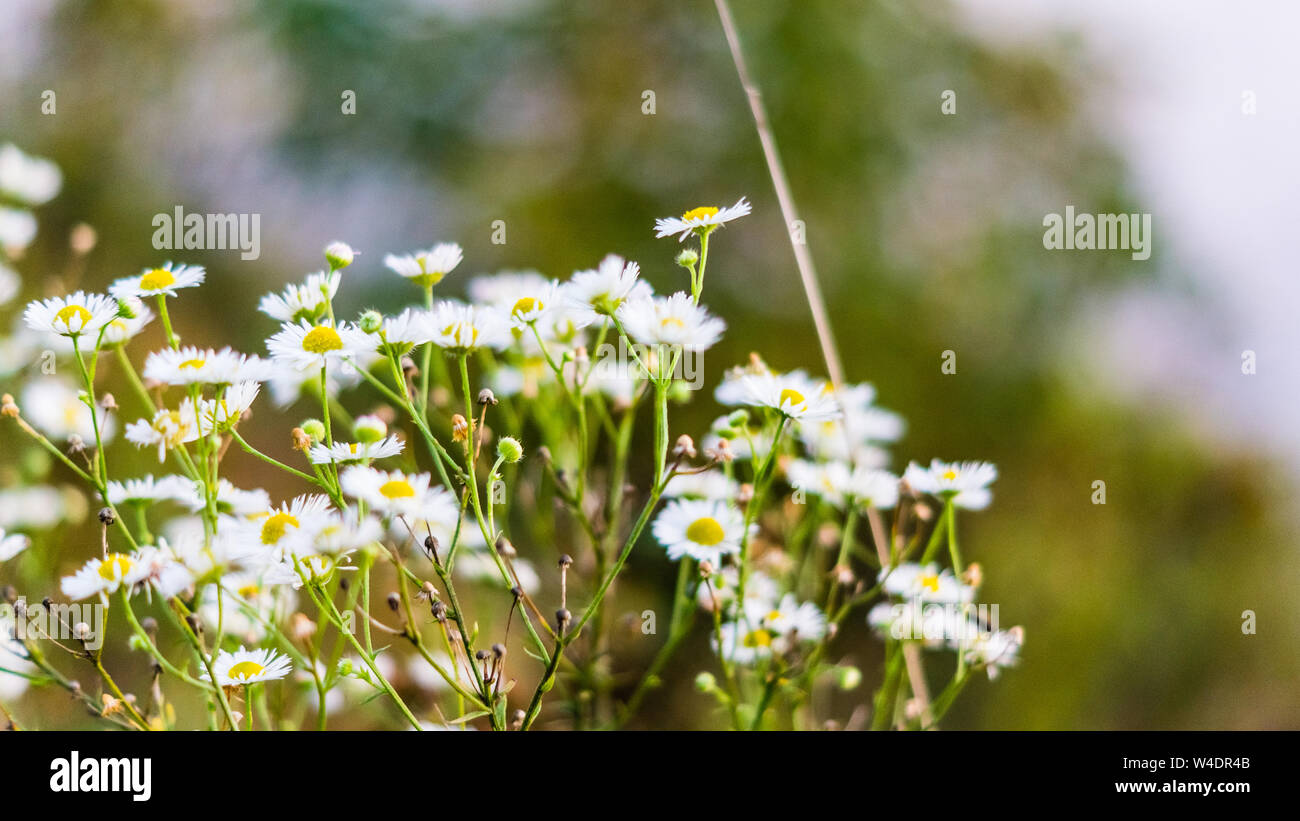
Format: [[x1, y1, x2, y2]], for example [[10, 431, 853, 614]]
[[353, 414, 387, 443], [726, 409, 749, 428], [97, 507, 115, 526], [496, 436, 523, 464], [386, 592, 401, 612], [325, 241, 355, 271], [495, 534, 516, 558], [675, 248, 699, 268], [475, 649, 489, 662], [673, 434, 696, 459], [451, 414, 469, 442], [74, 622, 91, 641], [291, 427, 312, 452], [300, 419, 326, 442], [555, 608, 572, 631], [476, 388, 497, 406], [1, 394, 18, 418], [99, 393, 117, 412], [291, 613, 317, 643], [558, 554, 573, 568], [117, 297, 143, 320], [358, 309, 383, 334], [694, 672, 717, 693], [69, 222, 98, 255]]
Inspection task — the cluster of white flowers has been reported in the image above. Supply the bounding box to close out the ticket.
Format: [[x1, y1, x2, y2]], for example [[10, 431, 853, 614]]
[[0, 162, 1019, 731]]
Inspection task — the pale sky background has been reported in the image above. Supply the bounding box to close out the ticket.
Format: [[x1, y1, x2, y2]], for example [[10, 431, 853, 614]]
[[952, 0, 1300, 464]]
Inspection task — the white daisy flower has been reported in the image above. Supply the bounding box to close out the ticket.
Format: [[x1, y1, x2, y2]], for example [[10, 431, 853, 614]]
[[308, 436, 404, 464], [23, 291, 119, 338], [799, 383, 905, 463], [564, 254, 649, 322], [22, 379, 117, 444], [903, 459, 998, 511], [867, 600, 962, 647], [749, 593, 827, 644], [422, 301, 511, 353], [125, 545, 194, 598], [0, 528, 30, 561], [106, 475, 193, 507], [61, 552, 139, 600], [615, 291, 726, 352], [266, 320, 370, 370], [715, 620, 776, 665], [193, 381, 261, 433], [651, 498, 749, 566], [384, 243, 463, 287], [737, 370, 841, 422], [340, 467, 436, 518], [143, 346, 270, 386], [125, 406, 199, 462], [787, 460, 899, 510], [99, 301, 154, 346], [183, 480, 271, 517], [654, 197, 751, 241], [695, 565, 780, 612], [663, 470, 739, 501], [366, 308, 435, 354], [262, 552, 356, 589], [965, 626, 1023, 680], [0, 143, 62, 205], [880, 562, 974, 605], [313, 510, 384, 554], [714, 358, 774, 406], [109, 262, 205, 301], [468, 270, 550, 308], [258, 271, 340, 323], [207, 646, 292, 687], [389, 485, 477, 550], [242, 495, 334, 558]]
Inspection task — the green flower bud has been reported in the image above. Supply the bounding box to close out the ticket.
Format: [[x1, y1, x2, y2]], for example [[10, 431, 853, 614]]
[[835, 665, 863, 691], [694, 671, 717, 693], [675, 248, 699, 268], [358, 309, 383, 334], [353, 414, 387, 443], [496, 436, 524, 464], [301, 418, 326, 442], [325, 241, 355, 271], [727, 409, 750, 428]]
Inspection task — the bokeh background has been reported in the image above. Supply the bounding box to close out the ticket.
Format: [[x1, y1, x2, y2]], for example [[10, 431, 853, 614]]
[[1, 0, 1297, 729]]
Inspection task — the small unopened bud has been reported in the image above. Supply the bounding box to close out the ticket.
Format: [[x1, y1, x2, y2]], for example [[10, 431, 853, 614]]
[[358, 309, 383, 334], [558, 554, 573, 569], [451, 414, 469, 442], [291, 427, 312, 452], [325, 241, 355, 271], [477, 388, 498, 406], [555, 608, 572, 630], [491, 643, 506, 659], [962, 562, 983, 589], [698, 560, 715, 579], [300, 418, 326, 442], [676, 248, 699, 268], [726, 409, 749, 428], [97, 507, 115, 526], [99, 393, 117, 412], [431, 600, 447, 621], [287, 613, 314, 643], [386, 592, 401, 612], [496, 436, 523, 464], [74, 622, 91, 641], [836, 666, 863, 691], [694, 671, 717, 692], [353, 414, 387, 443], [673, 434, 696, 459], [0, 394, 18, 418], [475, 649, 490, 662]]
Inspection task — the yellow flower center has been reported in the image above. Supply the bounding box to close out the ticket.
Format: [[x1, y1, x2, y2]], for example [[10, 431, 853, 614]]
[[766, 610, 783, 623], [512, 297, 539, 318], [237, 584, 260, 598], [779, 388, 806, 409], [56, 304, 93, 327], [179, 358, 206, 370], [942, 469, 958, 481], [919, 574, 940, 593], [659, 317, 686, 329], [379, 479, 416, 499], [349, 443, 360, 454], [743, 629, 773, 648], [682, 206, 719, 222], [226, 660, 265, 680], [685, 516, 725, 546], [260, 512, 300, 544], [441, 322, 479, 348], [139, 268, 176, 290], [97, 553, 133, 581], [302, 326, 344, 354]]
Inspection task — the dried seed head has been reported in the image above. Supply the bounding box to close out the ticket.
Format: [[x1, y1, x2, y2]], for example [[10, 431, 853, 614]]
[[495, 535, 516, 558], [492, 643, 506, 659], [451, 414, 469, 442], [99, 393, 117, 412], [431, 600, 447, 621], [475, 649, 490, 662], [386, 592, 401, 612], [0, 394, 18, 418], [558, 554, 573, 569], [73, 622, 91, 640], [67, 434, 85, 453], [97, 507, 115, 526], [709, 438, 735, 463], [423, 533, 440, 558], [291, 427, 312, 452], [698, 560, 715, 579], [555, 608, 572, 630], [421, 581, 437, 600], [477, 388, 498, 406]]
